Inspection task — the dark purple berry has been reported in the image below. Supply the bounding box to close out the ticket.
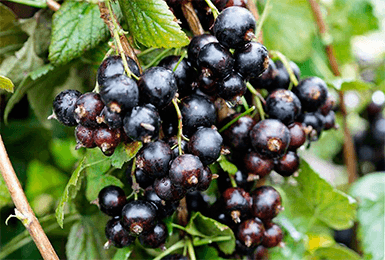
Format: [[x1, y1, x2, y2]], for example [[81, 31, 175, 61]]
[[251, 245, 269, 260], [198, 42, 234, 78], [323, 110, 336, 130], [74, 92, 105, 127], [153, 176, 187, 201], [98, 185, 127, 217], [197, 166, 213, 191], [262, 222, 283, 248], [237, 218, 265, 248], [319, 92, 336, 116], [127, 167, 154, 189], [123, 104, 161, 142], [97, 55, 141, 86], [105, 218, 136, 248], [213, 6, 256, 49], [243, 151, 274, 180], [169, 154, 204, 191], [251, 186, 282, 221], [52, 89, 81, 126], [121, 200, 157, 236], [138, 66, 178, 109], [187, 34, 218, 68], [144, 186, 178, 218], [299, 112, 325, 141], [293, 77, 328, 112], [222, 114, 256, 151], [234, 42, 269, 80], [197, 73, 219, 96], [138, 221, 167, 248], [218, 71, 247, 102], [136, 140, 172, 178], [222, 187, 252, 223], [265, 89, 302, 125], [250, 119, 291, 159], [288, 122, 306, 150], [274, 150, 300, 177], [96, 106, 123, 129], [75, 124, 96, 149], [94, 127, 121, 156]]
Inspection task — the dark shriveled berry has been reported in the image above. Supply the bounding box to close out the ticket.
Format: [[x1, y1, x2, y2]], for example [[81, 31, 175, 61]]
[[251, 186, 282, 221], [265, 89, 302, 125], [169, 154, 204, 191], [97, 55, 141, 86], [74, 93, 105, 127], [121, 200, 157, 236], [197, 42, 234, 78], [98, 185, 127, 217], [234, 42, 269, 80], [105, 218, 136, 248], [262, 223, 283, 248], [319, 92, 336, 116], [237, 218, 265, 248], [293, 77, 328, 112], [96, 106, 123, 129], [153, 176, 187, 201], [75, 124, 96, 149], [299, 112, 325, 141], [222, 187, 252, 223], [138, 221, 167, 248], [274, 150, 300, 177], [187, 34, 218, 68], [52, 89, 81, 126], [324, 110, 336, 130], [94, 127, 121, 156]]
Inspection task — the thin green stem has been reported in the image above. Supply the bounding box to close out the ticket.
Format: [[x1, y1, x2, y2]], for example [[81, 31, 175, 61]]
[[144, 49, 172, 70], [136, 47, 157, 57], [241, 95, 250, 111], [254, 0, 271, 42], [186, 238, 196, 260], [153, 240, 186, 260], [204, 0, 219, 19], [192, 236, 232, 246], [246, 82, 266, 120], [229, 173, 238, 188], [172, 98, 184, 156], [270, 50, 298, 87], [219, 106, 255, 133], [130, 157, 138, 200], [173, 51, 187, 73], [171, 223, 187, 232]]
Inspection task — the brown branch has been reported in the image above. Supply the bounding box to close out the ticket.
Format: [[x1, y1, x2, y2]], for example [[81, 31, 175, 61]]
[[0, 135, 59, 260], [247, 0, 263, 43], [181, 1, 205, 36], [308, 0, 358, 183], [46, 0, 60, 12]]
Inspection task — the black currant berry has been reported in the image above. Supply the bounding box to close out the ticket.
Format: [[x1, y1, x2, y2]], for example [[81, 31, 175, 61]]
[[265, 89, 302, 125], [222, 114, 256, 151], [222, 187, 252, 223], [138, 221, 167, 248], [94, 127, 121, 156], [293, 77, 328, 112], [249, 58, 278, 91], [197, 166, 213, 191], [187, 127, 223, 165], [136, 140, 172, 178], [250, 119, 291, 159], [138, 66, 178, 109], [213, 6, 256, 49], [100, 74, 139, 114], [319, 92, 336, 116], [251, 186, 282, 221], [127, 167, 154, 189], [197, 73, 219, 96], [262, 222, 283, 248], [187, 34, 218, 68], [251, 245, 269, 260], [186, 191, 209, 215], [105, 218, 136, 248], [323, 110, 336, 130], [288, 122, 306, 151], [169, 154, 204, 191], [274, 150, 300, 177], [98, 185, 127, 217], [144, 186, 178, 218], [272, 60, 301, 91], [167, 136, 188, 159], [237, 218, 265, 248], [234, 41, 269, 80], [75, 124, 96, 149], [97, 55, 141, 86], [198, 42, 234, 78], [153, 176, 187, 201], [243, 151, 274, 180], [121, 200, 157, 236], [180, 94, 216, 137], [52, 89, 81, 126], [218, 71, 247, 102], [74, 92, 105, 127], [299, 112, 325, 141], [96, 106, 123, 129], [123, 104, 161, 142]]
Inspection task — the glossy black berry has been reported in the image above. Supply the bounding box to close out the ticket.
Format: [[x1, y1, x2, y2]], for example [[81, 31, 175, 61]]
[[167, 136, 188, 159], [180, 94, 216, 136], [197, 166, 213, 191], [237, 218, 265, 248], [187, 34, 218, 68], [262, 222, 283, 248], [265, 89, 302, 125], [100, 74, 139, 114], [274, 150, 300, 177], [234, 41, 269, 80], [127, 167, 154, 189], [138, 66, 178, 109], [293, 77, 328, 112], [251, 186, 282, 221], [249, 58, 278, 91], [98, 185, 127, 217], [218, 71, 247, 102], [222, 187, 252, 223], [243, 151, 274, 180], [272, 60, 301, 91], [52, 89, 81, 126], [144, 186, 178, 218], [74, 92, 105, 127], [136, 140, 172, 178], [96, 106, 123, 129], [197, 42, 234, 78], [98, 55, 141, 86], [319, 92, 336, 116], [250, 119, 291, 159], [323, 110, 336, 130], [187, 127, 223, 165], [121, 200, 157, 236], [94, 127, 121, 156], [197, 73, 219, 96], [222, 114, 256, 151], [288, 122, 306, 150], [186, 191, 209, 215], [299, 112, 325, 141], [153, 176, 187, 201], [213, 6, 256, 49], [75, 124, 96, 149], [105, 218, 136, 248], [169, 154, 204, 191], [138, 221, 167, 248], [123, 104, 161, 142]]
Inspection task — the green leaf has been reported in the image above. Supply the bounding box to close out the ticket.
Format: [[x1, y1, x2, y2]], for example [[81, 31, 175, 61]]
[[195, 245, 226, 260], [86, 175, 123, 202], [327, 78, 374, 91], [296, 160, 357, 230], [218, 156, 237, 175], [118, 0, 189, 48], [313, 244, 362, 260], [0, 175, 12, 210], [262, 0, 316, 62], [268, 226, 307, 260], [49, 138, 82, 171], [113, 246, 134, 260], [185, 212, 235, 255], [0, 75, 14, 93], [49, 1, 109, 65], [109, 141, 142, 169], [66, 218, 109, 260], [350, 172, 385, 260]]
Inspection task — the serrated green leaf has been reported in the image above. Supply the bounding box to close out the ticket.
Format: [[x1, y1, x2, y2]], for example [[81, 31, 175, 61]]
[[350, 172, 385, 260], [66, 218, 109, 260], [0, 75, 14, 93], [49, 1, 109, 65], [185, 212, 235, 255], [110, 141, 142, 169], [0, 175, 12, 210], [268, 226, 307, 260], [118, 0, 189, 48], [296, 160, 357, 230], [314, 244, 362, 260], [218, 156, 237, 175], [113, 246, 134, 260], [85, 148, 111, 176], [86, 175, 123, 202]]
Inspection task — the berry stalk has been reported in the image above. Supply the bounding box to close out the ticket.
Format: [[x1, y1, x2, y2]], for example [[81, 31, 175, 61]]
[[246, 82, 266, 120], [181, 0, 205, 36]]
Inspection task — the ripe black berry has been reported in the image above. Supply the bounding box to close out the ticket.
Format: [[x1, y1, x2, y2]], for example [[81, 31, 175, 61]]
[[197, 166, 213, 191], [98, 185, 127, 217], [262, 222, 283, 248], [299, 112, 325, 141], [218, 71, 247, 102], [99, 74, 139, 114], [94, 127, 121, 156], [96, 106, 123, 129], [237, 218, 265, 248], [138, 221, 167, 248], [272, 60, 301, 91], [52, 89, 81, 126], [213, 6, 256, 49], [265, 89, 302, 125], [75, 124, 96, 149], [169, 154, 204, 191], [319, 92, 336, 116], [288, 122, 306, 150], [243, 151, 274, 180], [197, 42, 234, 78], [123, 104, 161, 142], [293, 77, 328, 112], [144, 186, 178, 218], [121, 200, 157, 236], [105, 218, 135, 248], [74, 92, 105, 127], [249, 58, 278, 91], [127, 167, 154, 189], [250, 119, 291, 159], [251, 186, 282, 221], [323, 110, 336, 130], [138, 66, 178, 109], [187, 34, 218, 68], [222, 187, 252, 223], [197, 73, 219, 96], [136, 140, 172, 178], [222, 114, 256, 151], [167, 136, 188, 159], [153, 176, 187, 201], [274, 150, 300, 177], [97, 55, 141, 86]]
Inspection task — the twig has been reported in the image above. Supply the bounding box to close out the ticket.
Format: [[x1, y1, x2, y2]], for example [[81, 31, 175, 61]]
[[181, 0, 205, 36], [46, 0, 60, 11], [307, 0, 358, 183], [0, 135, 59, 260]]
